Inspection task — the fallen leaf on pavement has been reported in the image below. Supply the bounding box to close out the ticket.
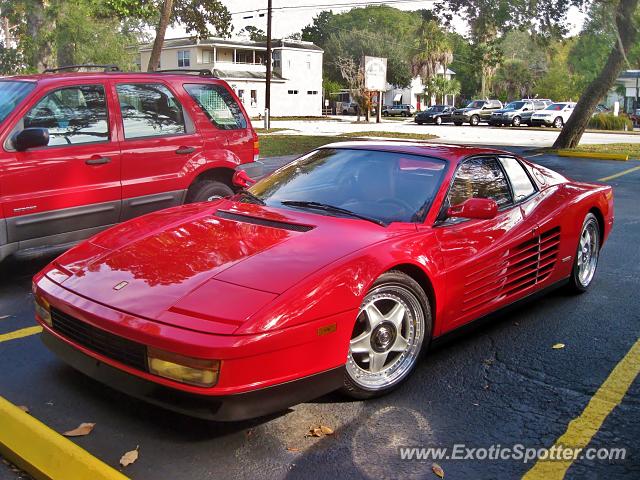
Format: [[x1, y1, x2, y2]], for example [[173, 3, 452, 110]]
[[432, 463, 445, 478], [552, 343, 566, 349], [306, 425, 334, 437], [63, 422, 95, 437], [287, 447, 300, 452], [120, 446, 139, 467], [17, 405, 29, 413]]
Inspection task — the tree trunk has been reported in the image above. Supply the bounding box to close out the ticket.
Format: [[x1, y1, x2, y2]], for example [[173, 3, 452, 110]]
[[553, 0, 638, 149], [26, 0, 54, 71], [147, 0, 174, 72], [1, 17, 11, 45]]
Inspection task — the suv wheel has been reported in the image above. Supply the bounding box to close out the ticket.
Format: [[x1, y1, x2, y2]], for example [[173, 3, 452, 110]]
[[512, 116, 521, 127], [435, 116, 442, 125], [186, 179, 233, 203], [470, 115, 480, 126], [553, 117, 564, 128]]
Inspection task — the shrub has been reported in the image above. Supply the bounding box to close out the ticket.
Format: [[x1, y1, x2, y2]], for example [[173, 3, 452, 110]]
[[588, 113, 633, 131]]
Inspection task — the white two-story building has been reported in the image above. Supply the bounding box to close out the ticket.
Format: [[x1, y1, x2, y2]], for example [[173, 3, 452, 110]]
[[138, 37, 323, 117]]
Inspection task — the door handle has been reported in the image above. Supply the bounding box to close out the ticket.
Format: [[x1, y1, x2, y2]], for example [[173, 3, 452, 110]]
[[85, 157, 111, 165], [175, 146, 196, 154]]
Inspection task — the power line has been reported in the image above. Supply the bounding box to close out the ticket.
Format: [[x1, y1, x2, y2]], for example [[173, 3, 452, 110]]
[[230, 0, 435, 16]]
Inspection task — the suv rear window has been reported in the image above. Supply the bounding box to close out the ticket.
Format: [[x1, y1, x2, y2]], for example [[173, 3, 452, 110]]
[[184, 84, 247, 130], [0, 81, 36, 123]]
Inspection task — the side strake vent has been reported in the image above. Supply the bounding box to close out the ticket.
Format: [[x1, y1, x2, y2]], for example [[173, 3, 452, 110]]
[[216, 210, 314, 232], [462, 227, 561, 313]]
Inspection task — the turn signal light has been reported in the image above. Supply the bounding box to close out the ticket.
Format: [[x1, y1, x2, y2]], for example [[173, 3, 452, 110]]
[[34, 294, 52, 327], [147, 347, 220, 387]]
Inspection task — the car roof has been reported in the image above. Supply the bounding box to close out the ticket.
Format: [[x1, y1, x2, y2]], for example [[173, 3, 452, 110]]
[[0, 72, 222, 85], [318, 141, 514, 164]]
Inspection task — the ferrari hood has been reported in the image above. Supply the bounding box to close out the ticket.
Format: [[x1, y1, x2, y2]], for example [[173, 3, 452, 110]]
[[52, 201, 402, 321]]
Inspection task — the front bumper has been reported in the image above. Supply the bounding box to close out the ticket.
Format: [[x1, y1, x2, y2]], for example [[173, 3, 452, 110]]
[[531, 118, 553, 126], [42, 331, 343, 421]]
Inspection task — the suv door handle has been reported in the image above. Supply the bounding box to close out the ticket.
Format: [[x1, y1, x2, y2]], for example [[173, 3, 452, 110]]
[[175, 146, 196, 154], [85, 157, 111, 165]]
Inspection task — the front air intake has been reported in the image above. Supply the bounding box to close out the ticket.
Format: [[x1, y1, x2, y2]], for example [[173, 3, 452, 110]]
[[216, 210, 314, 232]]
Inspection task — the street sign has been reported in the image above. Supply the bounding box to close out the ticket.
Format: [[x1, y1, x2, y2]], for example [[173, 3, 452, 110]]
[[363, 56, 387, 91]]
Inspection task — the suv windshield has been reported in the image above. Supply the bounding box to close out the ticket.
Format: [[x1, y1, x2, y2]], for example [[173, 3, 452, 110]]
[[466, 101, 485, 108], [0, 81, 36, 123], [505, 101, 526, 110], [249, 148, 448, 224]]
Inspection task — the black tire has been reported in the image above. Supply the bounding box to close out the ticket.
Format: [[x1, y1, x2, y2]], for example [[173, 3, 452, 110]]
[[470, 115, 480, 126], [186, 179, 233, 203], [566, 213, 601, 294], [553, 117, 564, 128], [435, 116, 442, 125], [342, 270, 432, 400], [454, 121, 463, 126], [512, 116, 521, 127]]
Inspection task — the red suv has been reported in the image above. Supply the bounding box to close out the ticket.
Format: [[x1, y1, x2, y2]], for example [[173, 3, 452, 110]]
[[0, 67, 260, 263]]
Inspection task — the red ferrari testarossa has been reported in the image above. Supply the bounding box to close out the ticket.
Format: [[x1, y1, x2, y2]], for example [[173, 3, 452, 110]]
[[33, 142, 613, 420]]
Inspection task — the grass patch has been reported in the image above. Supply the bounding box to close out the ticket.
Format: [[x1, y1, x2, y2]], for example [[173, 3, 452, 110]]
[[259, 135, 351, 157], [341, 131, 438, 140], [254, 127, 289, 134], [258, 131, 439, 157], [569, 143, 640, 159]]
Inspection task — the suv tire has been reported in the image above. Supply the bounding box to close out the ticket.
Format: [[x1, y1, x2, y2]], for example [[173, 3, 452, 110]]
[[553, 117, 564, 128], [512, 116, 521, 127], [186, 179, 233, 203], [470, 115, 480, 126]]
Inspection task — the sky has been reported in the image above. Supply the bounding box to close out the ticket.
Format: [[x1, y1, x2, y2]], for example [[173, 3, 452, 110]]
[[166, 0, 587, 40]]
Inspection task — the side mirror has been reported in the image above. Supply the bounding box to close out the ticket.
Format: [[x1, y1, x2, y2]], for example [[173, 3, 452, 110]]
[[13, 128, 49, 151], [447, 198, 498, 220], [232, 170, 256, 189]]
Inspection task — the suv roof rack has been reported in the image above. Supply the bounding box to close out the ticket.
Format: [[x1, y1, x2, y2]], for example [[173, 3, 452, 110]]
[[43, 64, 121, 73], [154, 69, 216, 77]]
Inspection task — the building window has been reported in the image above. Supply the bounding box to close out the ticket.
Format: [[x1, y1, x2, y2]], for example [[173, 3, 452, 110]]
[[307, 91, 318, 95], [202, 50, 214, 64], [178, 50, 190, 68], [306, 55, 311, 70], [288, 90, 298, 95], [272, 51, 281, 68], [237, 89, 245, 103], [250, 90, 257, 107], [235, 50, 254, 64]]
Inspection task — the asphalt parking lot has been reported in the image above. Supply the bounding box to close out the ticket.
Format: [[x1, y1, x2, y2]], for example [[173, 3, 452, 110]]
[[1, 149, 639, 479]]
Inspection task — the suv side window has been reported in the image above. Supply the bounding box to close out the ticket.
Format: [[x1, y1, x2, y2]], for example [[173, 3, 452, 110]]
[[21, 85, 108, 147], [498, 157, 536, 201], [184, 83, 247, 130], [116, 83, 185, 139], [448, 157, 513, 208]]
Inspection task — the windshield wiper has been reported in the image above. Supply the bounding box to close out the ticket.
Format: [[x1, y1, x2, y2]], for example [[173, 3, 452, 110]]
[[280, 200, 386, 227], [232, 190, 265, 205]]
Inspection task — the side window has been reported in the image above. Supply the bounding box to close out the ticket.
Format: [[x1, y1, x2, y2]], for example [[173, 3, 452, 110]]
[[498, 157, 537, 202], [116, 83, 185, 139], [447, 157, 513, 208], [184, 83, 247, 130], [22, 85, 108, 147]]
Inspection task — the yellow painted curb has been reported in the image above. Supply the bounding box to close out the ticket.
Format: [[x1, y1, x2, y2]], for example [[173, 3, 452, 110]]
[[554, 149, 629, 161], [0, 396, 128, 480]]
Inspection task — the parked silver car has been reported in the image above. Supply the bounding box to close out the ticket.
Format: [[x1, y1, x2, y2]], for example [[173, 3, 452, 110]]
[[382, 104, 415, 117], [488, 99, 553, 127]]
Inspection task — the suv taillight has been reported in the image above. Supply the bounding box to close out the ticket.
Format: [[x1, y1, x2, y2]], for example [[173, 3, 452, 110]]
[[253, 140, 260, 162]]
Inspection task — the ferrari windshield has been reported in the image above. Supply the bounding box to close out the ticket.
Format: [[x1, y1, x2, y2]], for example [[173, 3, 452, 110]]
[[249, 148, 448, 225], [0, 81, 35, 123]]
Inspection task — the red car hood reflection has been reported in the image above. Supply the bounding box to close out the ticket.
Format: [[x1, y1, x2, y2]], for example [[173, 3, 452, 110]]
[[56, 201, 402, 321]]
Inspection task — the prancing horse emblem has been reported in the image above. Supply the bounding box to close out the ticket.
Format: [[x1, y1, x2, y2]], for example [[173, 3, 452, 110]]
[[113, 281, 129, 291]]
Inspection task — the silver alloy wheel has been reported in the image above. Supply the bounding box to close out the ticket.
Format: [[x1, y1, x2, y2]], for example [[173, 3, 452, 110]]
[[512, 116, 521, 127], [346, 285, 425, 391], [577, 219, 599, 287], [554, 117, 563, 128]]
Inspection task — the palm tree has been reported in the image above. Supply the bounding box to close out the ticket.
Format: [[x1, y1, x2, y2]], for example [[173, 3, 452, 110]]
[[427, 76, 461, 105], [411, 20, 453, 95]]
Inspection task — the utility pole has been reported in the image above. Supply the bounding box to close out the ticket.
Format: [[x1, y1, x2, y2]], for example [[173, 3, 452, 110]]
[[264, 0, 272, 129]]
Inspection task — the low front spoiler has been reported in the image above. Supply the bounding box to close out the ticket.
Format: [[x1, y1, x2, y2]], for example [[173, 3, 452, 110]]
[[42, 331, 345, 422]]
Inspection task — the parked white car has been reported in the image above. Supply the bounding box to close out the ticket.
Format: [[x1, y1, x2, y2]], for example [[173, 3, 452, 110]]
[[530, 102, 576, 128]]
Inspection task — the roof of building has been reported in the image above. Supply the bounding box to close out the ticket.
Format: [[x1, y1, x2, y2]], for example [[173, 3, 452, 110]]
[[213, 69, 285, 81], [619, 70, 640, 79], [139, 37, 323, 52]]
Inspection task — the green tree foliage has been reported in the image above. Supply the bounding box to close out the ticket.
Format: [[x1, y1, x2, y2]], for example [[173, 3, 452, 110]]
[[239, 26, 266, 41], [534, 40, 582, 101], [411, 19, 453, 86], [426, 76, 461, 104], [493, 59, 534, 100]]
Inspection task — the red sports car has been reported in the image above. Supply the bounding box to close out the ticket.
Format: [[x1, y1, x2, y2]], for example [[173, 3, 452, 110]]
[[33, 142, 614, 420]]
